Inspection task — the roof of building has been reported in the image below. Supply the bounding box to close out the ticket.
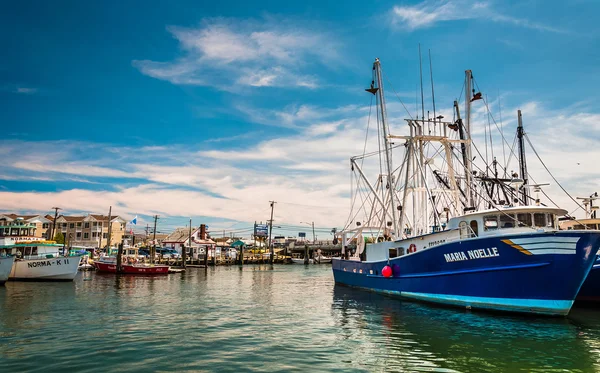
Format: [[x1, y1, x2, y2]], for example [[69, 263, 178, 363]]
[[163, 228, 189, 243], [0, 214, 50, 222]]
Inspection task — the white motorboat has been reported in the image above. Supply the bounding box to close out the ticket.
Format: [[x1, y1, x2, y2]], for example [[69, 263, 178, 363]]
[[291, 257, 313, 264], [0, 237, 81, 281]]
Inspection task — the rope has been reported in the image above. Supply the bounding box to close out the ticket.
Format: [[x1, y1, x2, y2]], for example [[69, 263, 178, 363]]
[[524, 134, 585, 210]]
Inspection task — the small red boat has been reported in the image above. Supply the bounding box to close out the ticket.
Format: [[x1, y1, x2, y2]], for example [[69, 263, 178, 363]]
[[94, 258, 169, 274]]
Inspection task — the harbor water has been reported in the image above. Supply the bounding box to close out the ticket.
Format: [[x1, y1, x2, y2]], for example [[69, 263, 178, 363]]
[[2, 265, 600, 372]]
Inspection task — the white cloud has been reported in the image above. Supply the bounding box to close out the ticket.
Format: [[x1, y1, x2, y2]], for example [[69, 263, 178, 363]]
[[1, 100, 599, 232], [16, 87, 37, 94], [390, 0, 566, 33], [133, 17, 340, 91]]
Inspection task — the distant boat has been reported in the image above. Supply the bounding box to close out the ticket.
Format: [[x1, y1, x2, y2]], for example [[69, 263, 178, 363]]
[[314, 255, 332, 264], [0, 256, 15, 285], [561, 215, 600, 302], [93, 258, 169, 275], [291, 257, 313, 264], [0, 239, 81, 281], [332, 59, 600, 316]]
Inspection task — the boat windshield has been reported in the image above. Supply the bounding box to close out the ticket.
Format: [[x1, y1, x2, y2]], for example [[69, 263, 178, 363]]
[[483, 212, 557, 231]]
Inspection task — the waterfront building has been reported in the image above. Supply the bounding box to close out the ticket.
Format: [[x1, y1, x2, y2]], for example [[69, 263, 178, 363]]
[[0, 214, 52, 238], [52, 214, 126, 248], [162, 224, 213, 253]]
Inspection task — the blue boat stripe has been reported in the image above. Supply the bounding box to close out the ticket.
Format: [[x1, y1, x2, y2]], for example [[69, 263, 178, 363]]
[[399, 292, 572, 315], [396, 261, 549, 279], [510, 237, 580, 244], [521, 243, 576, 250]]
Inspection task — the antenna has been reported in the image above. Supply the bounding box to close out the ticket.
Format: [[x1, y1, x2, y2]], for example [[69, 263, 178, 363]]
[[419, 44, 425, 122], [428, 49, 437, 129], [525, 183, 550, 206]]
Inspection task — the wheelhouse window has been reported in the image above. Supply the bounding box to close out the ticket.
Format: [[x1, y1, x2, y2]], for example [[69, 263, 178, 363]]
[[459, 221, 469, 238], [517, 213, 532, 227], [484, 215, 498, 231], [533, 213, 546, 227], [499, 214, 515, 229], [547, 214, 556, 228], [470, 220, 479, 237], [389, 248, 398, 258]]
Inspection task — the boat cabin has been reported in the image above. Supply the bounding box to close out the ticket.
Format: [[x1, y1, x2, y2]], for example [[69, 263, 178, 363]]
[[356, 206, 566, 262], [0, 241, 63, 260], [447, 206, 565, 238]]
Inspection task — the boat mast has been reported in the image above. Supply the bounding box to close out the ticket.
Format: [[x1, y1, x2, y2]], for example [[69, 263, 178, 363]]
[[517, 110, 529, 205], [464, 71, 475, 209], [373, 58, 399, 238]]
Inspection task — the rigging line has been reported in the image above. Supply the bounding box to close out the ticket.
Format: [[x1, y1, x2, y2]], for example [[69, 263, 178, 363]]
[[343, 168, 356, 231], [381, 69, 414, 120], [524, 133, 585, 210], [278, 201, 340, 209], [498, 89, 507, 176], [343, 170, 361, 231], [484, 94, 489, 170], [472, 79, 523, 172], [360, 95, 374, 169], [448, 151, 540, 230]]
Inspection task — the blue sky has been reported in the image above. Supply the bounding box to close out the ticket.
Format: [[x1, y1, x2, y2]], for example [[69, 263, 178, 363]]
[[1, 0, 600, 237]]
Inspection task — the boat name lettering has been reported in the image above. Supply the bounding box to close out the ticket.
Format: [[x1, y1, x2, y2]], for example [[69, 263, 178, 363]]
[[428, 239, 446, 248], [27, 260, 53, 268], [444, 248, 499, 262]]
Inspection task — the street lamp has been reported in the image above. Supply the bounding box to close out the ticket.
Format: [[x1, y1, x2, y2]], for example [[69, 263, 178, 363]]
[[300, 222, 315, 244]]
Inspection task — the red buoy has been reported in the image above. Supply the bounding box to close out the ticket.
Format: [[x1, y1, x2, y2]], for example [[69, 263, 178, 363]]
[[382, 265, 392, 278]]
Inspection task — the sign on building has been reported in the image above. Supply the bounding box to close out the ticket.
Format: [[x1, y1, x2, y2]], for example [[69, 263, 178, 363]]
[[299, 232, 306, 238]]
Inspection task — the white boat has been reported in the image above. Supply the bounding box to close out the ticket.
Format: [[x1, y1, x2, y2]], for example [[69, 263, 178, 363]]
[[0, 237, 81, 281], [314, 255, 332, 264], [291, 257, 313, 264], [0, 256, 15, 285]]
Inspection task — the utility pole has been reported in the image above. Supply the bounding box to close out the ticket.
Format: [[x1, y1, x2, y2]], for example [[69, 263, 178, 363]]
[[312, 222, 315, 244], [152, 215, 159, 264], [181, 219, 190, 269], [106, 206, 112, 251], [50, 207, 61, 240], [268, 201, 276, 265]]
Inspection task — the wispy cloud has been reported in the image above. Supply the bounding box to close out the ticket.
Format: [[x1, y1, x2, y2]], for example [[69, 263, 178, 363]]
[[133, 17, 341, 91], [390, 0, 566, 33], [16, 87, 37, 94]]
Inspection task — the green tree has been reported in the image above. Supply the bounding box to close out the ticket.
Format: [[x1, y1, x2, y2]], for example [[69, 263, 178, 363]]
[[54, 232, 65, 244]]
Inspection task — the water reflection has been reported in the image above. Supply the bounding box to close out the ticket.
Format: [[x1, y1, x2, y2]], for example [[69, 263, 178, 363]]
[[332, 285, 600, 372]]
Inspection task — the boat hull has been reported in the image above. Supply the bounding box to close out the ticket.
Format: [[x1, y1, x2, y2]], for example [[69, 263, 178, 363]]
[[0, 256, 15, 285], [10, 256, 81, 281], [94, 261, 170, 274], [333, 231, 600, 316], [576, 259, 600, 302]]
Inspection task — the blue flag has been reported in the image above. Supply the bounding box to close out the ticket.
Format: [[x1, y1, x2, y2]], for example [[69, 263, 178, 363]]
[[130, 215, 137, 225]]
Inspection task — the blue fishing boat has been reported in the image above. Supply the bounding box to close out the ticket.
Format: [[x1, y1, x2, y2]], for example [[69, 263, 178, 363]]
[[332, 58, 600, 316], [560, 209, 600, 302]]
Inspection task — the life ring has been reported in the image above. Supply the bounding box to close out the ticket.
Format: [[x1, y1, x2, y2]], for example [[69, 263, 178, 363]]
[[409, 244, 417, 253]]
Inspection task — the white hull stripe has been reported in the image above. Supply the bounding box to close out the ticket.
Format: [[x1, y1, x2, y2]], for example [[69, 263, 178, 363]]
[[524, 249, 576, 255], [510, 237, 580, 245], [524, 243, 576, 250]]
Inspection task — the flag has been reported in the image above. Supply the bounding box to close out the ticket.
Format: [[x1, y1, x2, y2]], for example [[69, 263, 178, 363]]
[[130, 215, 137, 225]]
